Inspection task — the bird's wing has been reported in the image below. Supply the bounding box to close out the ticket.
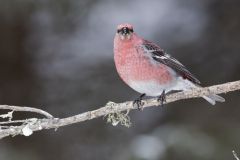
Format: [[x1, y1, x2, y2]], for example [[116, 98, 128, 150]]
[[139, 40, 201, 85]]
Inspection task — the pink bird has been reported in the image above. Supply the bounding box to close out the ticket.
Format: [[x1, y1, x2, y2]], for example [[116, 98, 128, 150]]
[[114, 23, 225, 109]]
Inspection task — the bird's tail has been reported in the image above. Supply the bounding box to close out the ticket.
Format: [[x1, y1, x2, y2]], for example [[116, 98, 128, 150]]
[[202, 94, 225, 105], [178, 78, 225, 105]]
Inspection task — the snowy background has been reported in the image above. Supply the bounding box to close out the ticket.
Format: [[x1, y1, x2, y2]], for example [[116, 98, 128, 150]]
[[0, 0, 240, 160]]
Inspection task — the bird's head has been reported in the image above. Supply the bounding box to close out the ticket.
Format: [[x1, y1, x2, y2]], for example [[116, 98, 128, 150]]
[[116, 23, 134, 40]]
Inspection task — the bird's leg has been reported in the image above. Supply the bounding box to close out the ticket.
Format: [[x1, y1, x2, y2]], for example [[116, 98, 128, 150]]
[[133, 93, 146, 111], [157, 90, 166, 106]]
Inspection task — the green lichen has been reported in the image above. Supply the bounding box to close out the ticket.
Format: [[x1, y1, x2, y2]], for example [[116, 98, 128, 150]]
[[105, 110, 131, 128]]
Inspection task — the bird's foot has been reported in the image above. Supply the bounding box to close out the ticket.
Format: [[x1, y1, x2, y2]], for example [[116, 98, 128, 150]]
[[133, 93, 146, 111], [157, 90, 166, 106]]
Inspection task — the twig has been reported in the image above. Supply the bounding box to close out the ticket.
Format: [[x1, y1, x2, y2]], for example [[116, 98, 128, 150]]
[[0, 80, 239, 139], [0, 105, 53, 118], [233, 150, 240, 160], [0, 120, 27, 125]]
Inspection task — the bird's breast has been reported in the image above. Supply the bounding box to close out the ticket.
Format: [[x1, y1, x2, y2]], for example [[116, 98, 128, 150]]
[[114, 46, 176, 85]]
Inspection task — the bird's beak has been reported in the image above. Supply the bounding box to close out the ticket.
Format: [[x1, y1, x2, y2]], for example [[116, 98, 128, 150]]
[[119, 34, 131, 40]]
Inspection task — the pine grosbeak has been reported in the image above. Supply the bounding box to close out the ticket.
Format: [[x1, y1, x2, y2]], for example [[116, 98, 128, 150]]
[[114, 23, 225, 108]]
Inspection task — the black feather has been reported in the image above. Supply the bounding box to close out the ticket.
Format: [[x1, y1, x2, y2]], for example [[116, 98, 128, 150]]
[[140, 40, 201, 85]]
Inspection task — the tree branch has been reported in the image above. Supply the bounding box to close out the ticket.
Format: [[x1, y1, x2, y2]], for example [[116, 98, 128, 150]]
[[0, 80, 239, 139]]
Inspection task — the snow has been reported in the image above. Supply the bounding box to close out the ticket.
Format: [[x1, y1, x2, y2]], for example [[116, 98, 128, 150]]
[[0, 111, 13, 120], [22, 124, 33, 136]]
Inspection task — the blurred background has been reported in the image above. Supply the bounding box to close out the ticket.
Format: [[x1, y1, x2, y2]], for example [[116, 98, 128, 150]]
[[0, 0, 240, 160]]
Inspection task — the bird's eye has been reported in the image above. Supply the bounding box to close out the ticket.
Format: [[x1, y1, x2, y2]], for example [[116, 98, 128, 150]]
[[117, 27, 134, 34]]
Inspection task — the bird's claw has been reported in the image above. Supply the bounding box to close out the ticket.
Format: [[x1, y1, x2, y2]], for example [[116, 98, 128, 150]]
[[133, 93, 146, 111], [157, 90, 166, 106]]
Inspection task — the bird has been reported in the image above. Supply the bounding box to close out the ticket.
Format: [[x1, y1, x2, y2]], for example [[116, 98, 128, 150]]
[[113, 23, 225, 109]]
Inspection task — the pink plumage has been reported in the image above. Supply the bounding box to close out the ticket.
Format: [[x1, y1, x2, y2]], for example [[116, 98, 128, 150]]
[[114, 23, 225, 105]]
